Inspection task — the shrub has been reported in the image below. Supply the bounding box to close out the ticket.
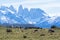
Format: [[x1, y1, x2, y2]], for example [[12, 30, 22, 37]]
[[6, 29, 12, 33], [34, 29, 38, 32], [40, 34, 45, 36], [48, 29, 55, 33], [23, 35, 27, 38]]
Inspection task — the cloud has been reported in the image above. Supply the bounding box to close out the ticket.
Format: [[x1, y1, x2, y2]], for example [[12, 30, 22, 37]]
[[0, 0, 20, 3], [21, 0, 56, 3], [0, 2, 20, 10]]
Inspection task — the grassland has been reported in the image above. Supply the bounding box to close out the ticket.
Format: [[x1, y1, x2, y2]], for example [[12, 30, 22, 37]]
[[0, 27, 60, 40]]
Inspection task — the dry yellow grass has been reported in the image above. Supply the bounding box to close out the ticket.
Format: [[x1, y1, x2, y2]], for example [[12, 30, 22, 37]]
[[0, 27, 60, 40]]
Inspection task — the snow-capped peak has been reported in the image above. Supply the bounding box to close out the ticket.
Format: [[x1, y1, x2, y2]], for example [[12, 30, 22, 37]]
[[1, 5, 60, 28]]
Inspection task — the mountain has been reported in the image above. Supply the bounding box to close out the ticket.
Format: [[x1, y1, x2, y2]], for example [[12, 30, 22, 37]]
[[8, 5, 16, 12], [0, 5, 59, 28], [53, 17, 60, 28], [17, 5, 24, 16], [0, 5, 27, 25], [0, 6, 8, 11]]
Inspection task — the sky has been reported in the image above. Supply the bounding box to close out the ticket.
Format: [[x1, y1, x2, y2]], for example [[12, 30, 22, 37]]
[[0, 0, 60, 17]]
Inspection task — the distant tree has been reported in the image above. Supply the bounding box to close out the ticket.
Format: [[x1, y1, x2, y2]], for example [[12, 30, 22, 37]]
[[0, 25, 3, 27], [0, 25, 2, 27], [51, 25, 57, 29]]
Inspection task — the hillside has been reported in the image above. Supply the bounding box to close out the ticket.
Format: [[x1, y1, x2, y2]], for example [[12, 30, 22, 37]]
[[0, 26, 60, 40]]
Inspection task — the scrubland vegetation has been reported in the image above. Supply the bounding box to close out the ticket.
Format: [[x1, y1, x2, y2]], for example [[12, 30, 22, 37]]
[[0, 25, 60, 40]]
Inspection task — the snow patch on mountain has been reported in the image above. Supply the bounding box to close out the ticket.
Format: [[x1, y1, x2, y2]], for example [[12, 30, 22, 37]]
[[0, 5, 60, 28], [0, 10, 6, 14]]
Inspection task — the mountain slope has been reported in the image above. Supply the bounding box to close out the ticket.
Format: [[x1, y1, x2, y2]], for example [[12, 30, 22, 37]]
[[0, 5, 60, 28]]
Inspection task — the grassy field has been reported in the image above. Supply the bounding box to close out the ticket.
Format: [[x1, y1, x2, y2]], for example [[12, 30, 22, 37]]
[[0, 27, 60, 40]]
